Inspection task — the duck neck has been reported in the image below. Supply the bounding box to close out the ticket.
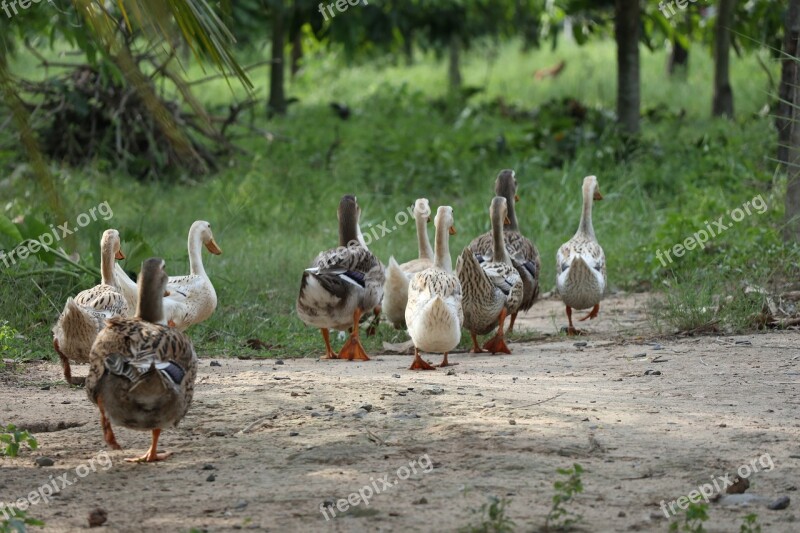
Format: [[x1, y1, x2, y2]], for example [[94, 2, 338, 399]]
[[339, 214, 360, 247], [505, 195, 519, 232], [136, 285, 164, 323], [188, 228, 206, 276], [434, 222, 452, 272], [578, 185, 595, 238], [100, 239, 115, 286], [492, 212, 510, 263], [416, 213, 434, 260]]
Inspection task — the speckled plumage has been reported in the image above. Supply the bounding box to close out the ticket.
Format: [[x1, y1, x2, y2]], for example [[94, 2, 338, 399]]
[[468, 170, 540, 315], [86, 258, 197, 461], [113, 220, 221, 331], [406, 207, 462, 366], [556, 175, 606, 332], [52, 230, 129, 372], [458, 197, 524, 341]]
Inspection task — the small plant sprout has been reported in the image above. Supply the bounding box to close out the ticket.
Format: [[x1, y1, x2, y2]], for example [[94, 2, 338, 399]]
[[740, 513, 761, 533], [545, 463, 584, 531], [669, 502, 709, 533], [0, 509, 44, 533], [459, 495, 515, 533], [0, 424, 38, 457]]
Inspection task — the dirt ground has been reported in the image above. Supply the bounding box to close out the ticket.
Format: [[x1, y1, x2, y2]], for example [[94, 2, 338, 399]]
[[1, 292, 799, 532]]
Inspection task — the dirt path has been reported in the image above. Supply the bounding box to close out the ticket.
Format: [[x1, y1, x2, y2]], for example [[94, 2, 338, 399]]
[[1, 293, 799, 532]]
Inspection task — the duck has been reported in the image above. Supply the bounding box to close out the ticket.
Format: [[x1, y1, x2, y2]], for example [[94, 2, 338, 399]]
[[86, 257, 198, 463], [113, 220, 222, 330], [405, 206, 462, 370], [382, 198, 434, 328], [556, 175, 606, 335], [52, 229, 128, 385], [457, 196, 524, 354], [296, 195, 385, 360], [468, 169, 540, 333]]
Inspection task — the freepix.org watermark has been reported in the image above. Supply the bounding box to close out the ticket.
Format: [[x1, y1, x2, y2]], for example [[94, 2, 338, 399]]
[[0, 201, 114, 269], [318, 0, 367, 21], [0, 450, 113, 520], [659, 453, 775, 518], [1, 0, 48, 19], [320, 453, 434, 520], [655, 194, 768, 267]]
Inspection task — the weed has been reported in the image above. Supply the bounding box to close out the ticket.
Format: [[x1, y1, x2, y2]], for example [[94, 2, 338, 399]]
[[545, 463, 584, 532], [0, 510, 44, 532], [669, 502, 709, 533], [0, 424, 38, 457], [459, 496, 515, 533], [740, 513, 762, 533]]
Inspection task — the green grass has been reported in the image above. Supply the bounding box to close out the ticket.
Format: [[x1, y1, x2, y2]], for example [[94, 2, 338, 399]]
[[0, 38, 797, 361]]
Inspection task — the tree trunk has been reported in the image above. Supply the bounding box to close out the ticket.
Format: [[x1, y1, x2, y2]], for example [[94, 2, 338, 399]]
[[784, 0, 800, 242], [615, 0, 640, 134], [712, 0, 736, 118], [268, 5, 286, 117], [448, 34, 462, 91], [667, 11, 691, 77], [778, 0, 800, 168]]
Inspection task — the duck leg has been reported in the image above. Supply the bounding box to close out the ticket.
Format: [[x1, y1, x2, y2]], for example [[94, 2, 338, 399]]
[[320, 328, 338, 359], [439, 352, 457, 368], [409, 347, 435, 371], [338, 309, 370, 361], [579, 304, 600, 321], [507, 312, 518, 334], [365, 306, 382, 337], [54, 338, 73, 384], [97, 396, 121, 450], [469, 331, 485, 353], [125, 429, 172, 463], [483, 309, 512, 354], [565, 305, 583, 336]]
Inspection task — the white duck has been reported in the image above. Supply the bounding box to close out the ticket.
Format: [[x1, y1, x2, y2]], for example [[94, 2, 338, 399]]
[[405, 206, 462, 370], [113, 220, 221, 330], [556, 175, 606, 335], [53, 229, 128, 385], [457, 197, 524, 354], [382, 198, 434, 329]]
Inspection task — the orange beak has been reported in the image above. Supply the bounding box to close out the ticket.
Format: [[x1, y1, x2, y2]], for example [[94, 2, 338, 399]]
[[205, 238, 222, 255], [515, 194, 520, 202], [115, 249, 125, 260], [449, 226, 457, 236], [594, 190, 603, 201]]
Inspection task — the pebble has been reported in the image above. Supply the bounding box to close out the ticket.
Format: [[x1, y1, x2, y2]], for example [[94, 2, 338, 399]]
[[644, 370, 661, 376], [202, 464, 215, 470], [88, 508, 108, 528], [289, 431, 299, 437], [421, 387, 444, 395], [360, 404, 373, 412], [206, 474, 216, 482], [393, 374, 401, 378], [509, 419, 516, 425], [573, 341, 588, 347], [768, 496, 790, 510], [210, 361, 222, 367], [233, 500, 249, 510], [483, 402, 496, 408], [446, 369, 456, 376], [275, 360, 284, 365], [40, 385, 50, 391], [413, 497, 428, 505], [35, 457, 54, 467]]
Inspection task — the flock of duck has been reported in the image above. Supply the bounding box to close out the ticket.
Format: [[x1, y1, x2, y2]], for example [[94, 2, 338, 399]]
[[48, 170, 605, 462]]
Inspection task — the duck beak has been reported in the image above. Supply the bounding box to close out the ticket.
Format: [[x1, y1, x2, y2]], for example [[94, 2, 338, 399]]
[[115, 250, 125, 260], [594, 191, 603, 201], [205, 238, 222, 255], [449, 226, 457, 236], [515, 194, 520, 202]]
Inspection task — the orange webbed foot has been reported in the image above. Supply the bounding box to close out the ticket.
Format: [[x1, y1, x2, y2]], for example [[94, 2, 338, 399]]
[[579, 304, 600, 322], [338, 336, 370, 361], [482, 335, 511, 355], [409, 350, 435, 371]]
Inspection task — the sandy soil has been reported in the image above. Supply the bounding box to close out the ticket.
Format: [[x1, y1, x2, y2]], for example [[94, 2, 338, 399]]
[[1, 293, 799, 532]]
